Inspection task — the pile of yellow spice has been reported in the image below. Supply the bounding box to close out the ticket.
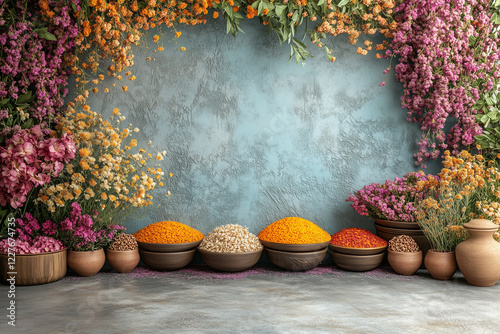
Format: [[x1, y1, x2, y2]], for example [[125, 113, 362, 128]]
[[258, 217, 331, 244], [133, 221, 204, 244]]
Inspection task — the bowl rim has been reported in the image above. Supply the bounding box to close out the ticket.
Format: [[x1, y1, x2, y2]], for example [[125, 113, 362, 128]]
[[387, 249, 422, 254], [329, 243, 387, 255], [138, 248, 196, 255], [264, 247, 328, 255], [197, 248, 263, 255], [329, 249, 385, 258], [0, 248, 67, 256], [259, 239, 330, 252], [137, 240, 202, 252]]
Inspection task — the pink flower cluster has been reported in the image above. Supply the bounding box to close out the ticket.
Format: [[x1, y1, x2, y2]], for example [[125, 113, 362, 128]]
[[0, 124, 76, 208], [346, 172, 433, 222], [15, 212, 58, 242], [0, 236, 63, 254], [0, 0, 79, 123], [60, 202, 124, 251], [388, 0, 499, 167]]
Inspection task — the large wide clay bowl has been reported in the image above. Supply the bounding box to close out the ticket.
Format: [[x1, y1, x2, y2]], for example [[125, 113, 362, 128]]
[[198, 249, 263, 272], [137, 240, 202, 252], [387, 250, 422, 276], [374, 218, 420, 229], [329, 250, 384, 272], [139, 248, 196, 271], [329, 244, 387, 255], [106, 249, 140, 273], [374, 223, 430, 256], [0, 249, 67, 285], [265, 247, 327, 271], [259, 240, 330, 252]]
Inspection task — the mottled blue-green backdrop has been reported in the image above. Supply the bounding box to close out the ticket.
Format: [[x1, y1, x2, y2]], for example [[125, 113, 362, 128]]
[[77, 19, 440, 238]]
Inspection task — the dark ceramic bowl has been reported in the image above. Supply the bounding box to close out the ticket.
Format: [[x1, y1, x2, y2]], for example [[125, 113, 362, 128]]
[[373, 218, 420, 229], [137, 240, 202, 252], [329, 249, 384, 272], [374, 223, 430, 256], [198, 249, 263, 272], [265, 247, 327, 271], [259, 240, 330, 252], [329, 244, 387, 255], [139, 248, 196, 271]]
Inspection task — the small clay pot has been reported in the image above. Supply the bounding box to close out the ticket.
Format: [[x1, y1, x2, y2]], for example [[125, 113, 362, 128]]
[[67, 249, 106, 277], [424, 249, 457, 280], [106, 249, 140, 273], [387, 250, 422, 276]]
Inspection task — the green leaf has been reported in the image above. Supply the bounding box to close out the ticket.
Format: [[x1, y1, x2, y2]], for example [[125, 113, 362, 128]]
[[317, 0, 325, 5], [481, 115, 489, 123], [17, 91, 33, 103], [0, 98, 10, 106], [275, 4, 286, 17], [21, 119, 33, 130], [252, 0, 261, 9], [34, 27, 57, 41], [486, 96, 494, 106], [338, 0, 350, 6], [258, 1, 266, 15]]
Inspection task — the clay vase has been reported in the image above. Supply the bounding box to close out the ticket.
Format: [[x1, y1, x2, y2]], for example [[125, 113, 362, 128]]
[[106, 249, 140, 273], [387, 250, 422, 276], [67, 249, 106, 277], [456, 219, 500, 287], [424, 250, 457, 280]]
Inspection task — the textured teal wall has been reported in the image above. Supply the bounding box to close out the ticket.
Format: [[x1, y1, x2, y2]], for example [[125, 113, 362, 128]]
[[80, 18, 439, 237]]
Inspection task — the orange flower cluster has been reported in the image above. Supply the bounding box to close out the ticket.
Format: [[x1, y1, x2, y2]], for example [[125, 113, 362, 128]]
[[133, 221, 204, 243], [314, 0, 397, 56], [258, 217, 331, 244], [415, 150, 500, 250]]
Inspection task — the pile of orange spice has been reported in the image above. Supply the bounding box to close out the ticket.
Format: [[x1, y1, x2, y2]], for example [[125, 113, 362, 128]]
[[133, 221, 204, 244], [330, 228, 387, 248], [258, 217, 331, 244]]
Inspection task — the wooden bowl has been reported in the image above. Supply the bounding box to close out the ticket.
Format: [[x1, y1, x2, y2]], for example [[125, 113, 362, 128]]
[[259, 240, 330, 252], [265, 247, 327, 271], [0, 249, 67, 285], [106, 249, 140, 273], [387, 250, 422, 276], [198, 249, 263, 272], [139, 248, 196, 271], [137, 240, 202, 252], [329, 249, 384, 272], [329, 244, 387, 255]]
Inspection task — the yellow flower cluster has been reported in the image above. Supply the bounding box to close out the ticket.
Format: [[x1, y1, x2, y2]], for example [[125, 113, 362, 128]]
[[35, 103, 166, 220], [415, 150, 500, 251]]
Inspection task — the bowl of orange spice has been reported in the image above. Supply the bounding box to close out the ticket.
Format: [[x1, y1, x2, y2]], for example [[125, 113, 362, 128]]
[[133, 221, 204, 271], [259, 217, 330, 271], [329, 228, 387, 272]]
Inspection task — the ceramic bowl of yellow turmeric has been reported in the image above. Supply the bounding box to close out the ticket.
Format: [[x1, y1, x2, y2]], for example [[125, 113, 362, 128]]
[[258, 217, 331, 252], [133, 221, 204, 252]]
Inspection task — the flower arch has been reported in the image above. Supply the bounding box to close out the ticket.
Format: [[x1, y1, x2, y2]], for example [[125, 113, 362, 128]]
[[1, 0, 500, 234]]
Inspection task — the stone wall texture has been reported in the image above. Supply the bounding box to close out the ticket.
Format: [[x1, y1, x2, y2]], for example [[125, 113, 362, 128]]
[[79, 19, 440, 237]]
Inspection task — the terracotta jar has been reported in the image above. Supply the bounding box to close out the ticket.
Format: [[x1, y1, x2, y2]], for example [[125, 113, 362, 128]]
[[456, 219, 500, 287], [106, 249, 140, 273], [424, 250, 457, 280], [67, 249, 106, 277], [387, 250, 422, 276]]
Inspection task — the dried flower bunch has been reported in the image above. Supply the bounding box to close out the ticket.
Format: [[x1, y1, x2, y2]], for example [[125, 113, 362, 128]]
[[33, 105, 166, 225], [347, 171, 431, 222], [415, 150, 500, 251]]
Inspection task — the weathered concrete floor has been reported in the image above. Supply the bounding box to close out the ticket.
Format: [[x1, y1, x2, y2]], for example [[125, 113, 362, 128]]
[[1, 264, 499, 334]]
